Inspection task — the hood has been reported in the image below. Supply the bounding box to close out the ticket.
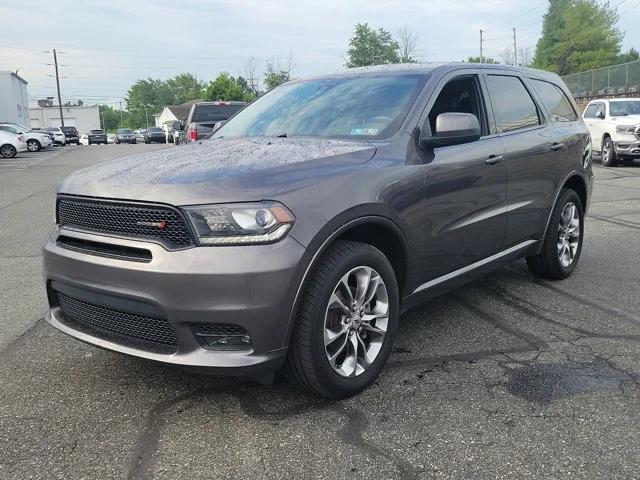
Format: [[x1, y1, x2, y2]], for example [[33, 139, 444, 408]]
[[59, 136, 377, 205]]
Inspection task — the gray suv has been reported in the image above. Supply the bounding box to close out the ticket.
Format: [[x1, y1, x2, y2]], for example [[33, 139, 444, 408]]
[[43, 64, 593, 398]]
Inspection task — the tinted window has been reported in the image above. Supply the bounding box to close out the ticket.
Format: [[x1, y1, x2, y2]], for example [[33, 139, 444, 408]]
[[193, 104, 246, 123], [217, 75, 426, 139], [530, 79, 577, 122], [117, 128, 133, 134], [0, 125, 21, 134], [90, 130, 104, 134], [584, 104, 598, 118], [609, 101, 640, 116], [428, 75, 486, 135], [148, 127, 163, 132], [60, 127, 78, 134], [486, 75, 540, 132]]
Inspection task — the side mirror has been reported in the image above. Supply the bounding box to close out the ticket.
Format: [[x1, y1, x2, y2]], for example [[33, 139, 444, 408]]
[[212, 120, 227, 132], [596, 111, 605, 119], [420, 112, 481, 148]]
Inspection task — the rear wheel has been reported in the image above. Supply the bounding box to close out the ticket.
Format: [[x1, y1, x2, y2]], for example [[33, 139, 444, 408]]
[[526, 189, 584, 280], [601, 136, 617, 167], [284, 240, 399, 398], [0, 144, 17, 158], [27, 139, 41, 152]]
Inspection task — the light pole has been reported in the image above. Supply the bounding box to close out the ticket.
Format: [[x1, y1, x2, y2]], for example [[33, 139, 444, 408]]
[[143, 105, 149, 128]]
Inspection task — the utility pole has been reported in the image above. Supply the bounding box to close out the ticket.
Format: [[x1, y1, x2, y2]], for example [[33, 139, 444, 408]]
[[480, 29, 484, 64], [119, 101, 123, 123], [513, 28, 518, 67], [53, 49, 64, 127]]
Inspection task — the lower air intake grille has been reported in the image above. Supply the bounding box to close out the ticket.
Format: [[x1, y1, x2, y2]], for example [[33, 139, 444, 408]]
[[56, 291, 178, 353]]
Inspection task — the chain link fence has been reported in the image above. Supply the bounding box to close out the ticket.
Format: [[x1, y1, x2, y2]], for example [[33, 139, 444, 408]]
[[562, 60, 640, 99]]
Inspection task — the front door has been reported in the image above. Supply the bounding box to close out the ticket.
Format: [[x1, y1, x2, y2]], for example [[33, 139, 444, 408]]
[[417, 72, 508, 281]]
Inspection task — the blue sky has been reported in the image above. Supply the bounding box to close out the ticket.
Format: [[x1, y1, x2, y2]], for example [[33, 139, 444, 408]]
[[1, 0, 640, 107]]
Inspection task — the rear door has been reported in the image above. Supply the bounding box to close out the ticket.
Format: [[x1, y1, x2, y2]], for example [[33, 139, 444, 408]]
[[483, 73, 566, 246], [417, 70, 508, 280]]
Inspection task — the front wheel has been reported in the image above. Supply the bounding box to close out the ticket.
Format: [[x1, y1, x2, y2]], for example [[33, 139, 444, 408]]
[[284, 240, 399, 398], [526, 189, 584, 280], [601, 137, 617, 167], [27, 139, 41, 152]]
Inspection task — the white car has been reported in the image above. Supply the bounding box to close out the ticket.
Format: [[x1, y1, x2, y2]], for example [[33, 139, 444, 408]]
[[583, 98, 640, 167], [42, 127, 67, 146], [0, 123, 53, 152], [0, 130, 28, 158], [79, 134, 89, 146]]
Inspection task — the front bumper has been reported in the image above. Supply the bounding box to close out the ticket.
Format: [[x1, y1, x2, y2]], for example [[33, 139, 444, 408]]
[[43, 227, 309, 373], [613, 139, 640, 156]]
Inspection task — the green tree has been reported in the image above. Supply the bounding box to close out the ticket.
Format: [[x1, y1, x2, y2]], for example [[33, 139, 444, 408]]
[[99, 105, 127, 132], [165, 73, 205, 104], [204, 73, 253, 101], [346, 23, 401, 68], [533, 0, 623, 75], [466, 56, 499, 64], [263, 61, 291, 90], [617, 47, 640, 64], [125, 78, 171, 128]]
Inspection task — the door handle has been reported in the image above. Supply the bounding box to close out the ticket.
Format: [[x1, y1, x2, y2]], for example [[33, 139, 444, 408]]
[[485, 154, 504, 165], [550, 142, 566, 151]]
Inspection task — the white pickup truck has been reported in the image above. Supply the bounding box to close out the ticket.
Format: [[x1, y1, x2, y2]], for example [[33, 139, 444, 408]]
[[583, 98, 640, 167]]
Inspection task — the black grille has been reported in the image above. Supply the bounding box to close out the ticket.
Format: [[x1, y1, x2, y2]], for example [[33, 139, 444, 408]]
[[56, 291, 178, 353], [57, 196, 194, 249], [192, 323, 249, 336]]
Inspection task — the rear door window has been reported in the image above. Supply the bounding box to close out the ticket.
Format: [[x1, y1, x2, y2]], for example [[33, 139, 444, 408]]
[[530, 79, 577, 122], [485, 75, 541, 133]]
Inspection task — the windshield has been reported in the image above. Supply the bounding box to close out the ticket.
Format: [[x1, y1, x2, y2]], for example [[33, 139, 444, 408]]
[[148, 127, 163, 132], [609, 101, 640, 116], [117, 128, 133, 134], [215, 74, 426, 140], [90, 130, 104, 134]]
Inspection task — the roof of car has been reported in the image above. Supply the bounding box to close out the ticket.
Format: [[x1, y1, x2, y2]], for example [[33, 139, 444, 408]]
[[306, 62, 561, 81], [587, 97, 640, 103]]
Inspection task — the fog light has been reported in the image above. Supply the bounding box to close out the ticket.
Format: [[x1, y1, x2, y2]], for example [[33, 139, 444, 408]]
[[191, 323, 252, 351]]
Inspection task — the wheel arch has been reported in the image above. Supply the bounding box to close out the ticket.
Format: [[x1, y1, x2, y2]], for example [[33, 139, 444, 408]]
[[540, 172, 589, 242], [284, 213, 410, 347]]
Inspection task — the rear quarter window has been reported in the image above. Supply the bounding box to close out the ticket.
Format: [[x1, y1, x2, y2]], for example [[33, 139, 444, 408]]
[[530, 79, 577, 122]]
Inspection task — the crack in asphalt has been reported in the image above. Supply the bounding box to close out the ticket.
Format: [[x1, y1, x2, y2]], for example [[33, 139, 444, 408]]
[[126, 386, 419, 480], [0, 189, 50, 212], [588, 213, 640, 230]]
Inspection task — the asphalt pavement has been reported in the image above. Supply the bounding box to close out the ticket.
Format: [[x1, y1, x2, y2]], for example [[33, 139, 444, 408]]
[[0, 145, 639, 479]]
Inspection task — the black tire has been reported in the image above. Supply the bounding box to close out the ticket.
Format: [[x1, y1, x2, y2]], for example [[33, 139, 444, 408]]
[[601, 136, 617, 167], [526, 189, 584, 280], [88, 140, 92, 145], [284, 240, 399, 398], [0, 144, 17, 158], [27, 139, 41, 152]]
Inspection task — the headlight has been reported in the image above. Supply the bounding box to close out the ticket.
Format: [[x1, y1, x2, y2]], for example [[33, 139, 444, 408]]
[[183, 201, 295, 246], [616, 125, 637, 134]]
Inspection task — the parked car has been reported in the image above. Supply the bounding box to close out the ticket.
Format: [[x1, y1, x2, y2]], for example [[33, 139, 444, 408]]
[[42, 127, 66, 146], [60, 126, 80, 145], [0, 130, 27, 158], [182, 101, 247, 142], [107, 133, 117, 144], [79, 134, 89, 146], [43, 64, 593, 398], [582, 97, 640, 167], [87, 129, 108, 145], [144, 126, 166, 144], [115, 128, 136, 144], [0, 123, 52, 152], [134, 129, 147, 143]]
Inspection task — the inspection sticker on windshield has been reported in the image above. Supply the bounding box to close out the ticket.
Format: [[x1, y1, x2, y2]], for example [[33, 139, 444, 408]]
[[350, 128, 379, 136]]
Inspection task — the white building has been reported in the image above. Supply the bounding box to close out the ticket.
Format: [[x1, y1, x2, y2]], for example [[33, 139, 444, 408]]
[[29, 104, 101, 133], [0, 71, 29, 126], [155, 99, 201, 129]]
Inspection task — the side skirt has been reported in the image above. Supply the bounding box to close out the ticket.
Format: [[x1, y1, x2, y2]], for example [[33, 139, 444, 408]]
[[400, 239, 539, 314]]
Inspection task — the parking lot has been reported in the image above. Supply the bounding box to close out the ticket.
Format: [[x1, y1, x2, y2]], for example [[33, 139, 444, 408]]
[[0, 145, 639, 479]]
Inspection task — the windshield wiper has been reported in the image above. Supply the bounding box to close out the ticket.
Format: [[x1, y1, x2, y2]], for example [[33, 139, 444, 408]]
[[275, 133, 288, 138]]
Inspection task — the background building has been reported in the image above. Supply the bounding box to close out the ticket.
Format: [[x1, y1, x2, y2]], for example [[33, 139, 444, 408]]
[[0, 71, 29, 126], [29, 104, 101, 132]]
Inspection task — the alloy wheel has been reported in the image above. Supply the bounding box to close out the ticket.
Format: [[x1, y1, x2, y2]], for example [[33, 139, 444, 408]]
[[323, 266, 389, 378], [557, 202, 580, 268], [1, 145, 16, 158], [27, 140, 39, 152]]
